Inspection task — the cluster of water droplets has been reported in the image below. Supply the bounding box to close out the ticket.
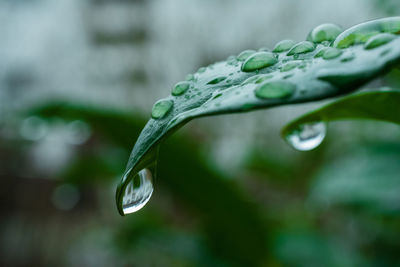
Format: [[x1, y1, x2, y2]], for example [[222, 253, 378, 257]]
[[120, 17, 400, 214]]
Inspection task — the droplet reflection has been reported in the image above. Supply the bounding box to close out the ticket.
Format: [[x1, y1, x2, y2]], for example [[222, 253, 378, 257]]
[[286, 122, 326, 151], [122, 168, 154, 214]]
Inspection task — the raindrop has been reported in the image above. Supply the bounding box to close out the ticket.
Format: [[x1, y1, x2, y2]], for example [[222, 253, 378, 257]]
[[285, 122, 326, 151], [364, 33, 396, 50], [322, 47, 343, 60], [198, 67, 206, 73], [207, 76, 227, 85], [151, 99, 173, 119], [314, 47, 329, 58], [122, 168, 154, 214], [237, 50, 256, 61], [255, 81, 296, 99], [185, 74, 194, 81], [287, 41, 315, 56], [273, 40, 296, 53], [172, 81, 190, 96], [241, 52, 278, 72], [307, 23, 343, 43]]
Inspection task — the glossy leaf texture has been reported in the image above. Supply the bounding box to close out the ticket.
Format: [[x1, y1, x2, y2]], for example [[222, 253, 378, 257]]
[[281, 89, 400, 139], [117, 17, 400, 215]]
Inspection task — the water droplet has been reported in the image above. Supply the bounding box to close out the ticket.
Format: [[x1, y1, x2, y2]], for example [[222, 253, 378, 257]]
[[381, 17, 400, 34], [287, 41, 315, 56], [255, 81, 296, 99], [151, 99, 173, 119], [185, 74, 194, 81], [364, 33, 396, 50], [314, 47, 329, 58], [322, 47, 343, 60], [285, 122, 326, 151], [172, 81, 190, 96], [212, 92, 223, 99], [280, 60, 302, 72], [241, 52, 278, 72], [307, 24, 343, 43], [273, 40, 296, 53], [207, 76, 227, 85], [336, 32, 380, 48], [122, 168, 154, 214], [237, 50, 256, 61], [198, 67, 206, 73]]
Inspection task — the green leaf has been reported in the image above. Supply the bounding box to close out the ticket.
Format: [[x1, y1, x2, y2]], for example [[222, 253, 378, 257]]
[[281, 89, 400, 139], [117, 17, 400, 216]]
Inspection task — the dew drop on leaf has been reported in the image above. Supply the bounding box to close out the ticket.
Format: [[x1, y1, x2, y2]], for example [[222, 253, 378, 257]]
[[364, 33, 396, 50], [307, 23, 343, 43], [255, 81, 296, 99], [322, 47, 343, 60], [241, 52, 278, 72], [207, 76, 227, 85], [172, 81, 190, 96], [285, 122, 326, 151], [198, 67, 206, 73], [122, 168, 154, 214], [237, 50, 256, 61], [151, 99, 173, 119], [185, 73, 194, 81], [287, 41, 315, 56], [273, 39, 296, 53], [314, 47, 329, 58]]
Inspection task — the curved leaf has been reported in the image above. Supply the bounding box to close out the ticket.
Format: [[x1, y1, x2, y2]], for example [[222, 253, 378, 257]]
[[117, 17, 400, 215], [281, 89, 400, 139]]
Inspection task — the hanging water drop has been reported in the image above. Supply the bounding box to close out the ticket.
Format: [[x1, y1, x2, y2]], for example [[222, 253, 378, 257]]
[[241, 52, 278, 72], [285, 122, 326, 151], [122, 168, 154, 214]]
